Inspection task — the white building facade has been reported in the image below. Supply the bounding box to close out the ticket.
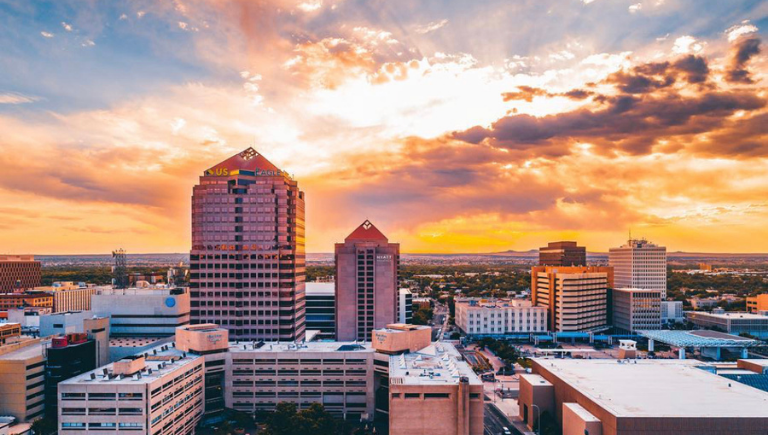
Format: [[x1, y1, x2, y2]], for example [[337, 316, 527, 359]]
[[661, 301, 684, 324], [58, 349, 204, 435], [609, 238, 667, 299], [455, 298, 547, 335]]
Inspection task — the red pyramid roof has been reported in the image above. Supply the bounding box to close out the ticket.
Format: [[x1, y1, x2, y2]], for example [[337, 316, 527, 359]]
[[345, 220, 389, 242], [204, 147, 283, 176]]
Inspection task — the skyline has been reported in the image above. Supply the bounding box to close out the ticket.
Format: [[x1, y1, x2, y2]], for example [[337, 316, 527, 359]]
[[1, 0, 767, 255]]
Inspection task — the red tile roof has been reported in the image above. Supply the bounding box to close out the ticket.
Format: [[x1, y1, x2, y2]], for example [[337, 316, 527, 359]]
[[345, 220, 389, 242], [204, 147, 284, 176]]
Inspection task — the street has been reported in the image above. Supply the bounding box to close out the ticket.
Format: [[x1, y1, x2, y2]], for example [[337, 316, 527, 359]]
[[484, 403, 522, 435], [431, 302, 449, 341]]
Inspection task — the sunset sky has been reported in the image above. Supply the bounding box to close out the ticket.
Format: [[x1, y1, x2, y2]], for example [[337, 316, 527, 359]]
[[0, 0, 767, 254]]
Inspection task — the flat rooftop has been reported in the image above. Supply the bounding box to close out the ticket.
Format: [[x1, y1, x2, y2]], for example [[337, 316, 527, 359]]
[[228, 341, 374, 353], [0, 339, 46, 361], [305, 282, 334, 296], [63, 344, 201, 386], [456, 298, 534, 308], [389, 342, 482, 386], [377, 324, 431, 333], [693, 311, 768, 320], [536, 359, 768, 418], [638, 329, 760, 347], [110, 337, 166, 347]]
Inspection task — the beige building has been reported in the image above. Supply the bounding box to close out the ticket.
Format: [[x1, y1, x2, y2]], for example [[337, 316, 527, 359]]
[[369, 324, 484, 435], [0, 339, 47, 422], [611, 288, 662, 333], [34, 282, 97, 313], [520, 358, 768, 435], [609, 238, 667, 299], [371, 324, 432, 354], [226, 341, 376, 421], [531, 266, 613, 332], [58, 346, 204, 435], [0, 323, 21, 345], [454, 298, 547, 335], [387, 342, 484, 435]]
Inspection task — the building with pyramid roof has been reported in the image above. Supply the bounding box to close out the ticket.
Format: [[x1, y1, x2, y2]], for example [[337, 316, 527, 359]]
[[335, 220, 400, 341], [189, 147, 306, 341]]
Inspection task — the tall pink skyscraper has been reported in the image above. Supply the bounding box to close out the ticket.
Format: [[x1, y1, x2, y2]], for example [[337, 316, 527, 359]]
[[335, 220, 400, 341], [190, 147, 306, 341]]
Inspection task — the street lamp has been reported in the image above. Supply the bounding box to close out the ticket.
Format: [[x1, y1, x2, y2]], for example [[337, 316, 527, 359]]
[[531, 404, 541, 435]]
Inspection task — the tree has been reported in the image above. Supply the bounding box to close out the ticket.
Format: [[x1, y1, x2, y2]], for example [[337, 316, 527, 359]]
[[260, 402, 346, 435], [412, 305, 433, 325], [261, 402, 297, 435], [31, 416, 57, 435], [292, 404, 338, 435]]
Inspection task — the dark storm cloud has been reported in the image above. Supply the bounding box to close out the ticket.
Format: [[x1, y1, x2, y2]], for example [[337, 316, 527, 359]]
[[454, 91, 765, 154], [726, 37, 761, 84], [605, 55, 710, 94]]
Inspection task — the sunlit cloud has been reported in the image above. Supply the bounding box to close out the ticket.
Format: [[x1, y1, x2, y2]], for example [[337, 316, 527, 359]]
[[415, 19, 449, 35], [726, 21, 759, 42], [1, 0, 767, 254], [0, 92, 40, 104]]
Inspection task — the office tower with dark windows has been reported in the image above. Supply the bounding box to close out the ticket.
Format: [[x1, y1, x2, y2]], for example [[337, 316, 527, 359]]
[[305, 282, 336, 340], [538, 241, 587, 266], [335, 221, 400, 342], [189, 147, 306, 341]]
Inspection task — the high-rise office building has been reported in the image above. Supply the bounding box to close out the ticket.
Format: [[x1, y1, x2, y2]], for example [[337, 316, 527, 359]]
[[609, 238, 667, 299], [538, 242, 586, 267], [305, 282, 336, 340], [335, 220, 399, 342], [531, 266, 614, 332], [0, 255, 41, 292], [189, 147, 306, 341]]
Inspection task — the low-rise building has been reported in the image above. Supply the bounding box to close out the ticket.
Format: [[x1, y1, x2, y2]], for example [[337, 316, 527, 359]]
[[91, 287, 190, 337], [0, 293, 53, 311], [226, 341, 376, 420], [0, 339, 47, 421], [33, 282, 97, 313], [661, 300, 684, 324], [747, 293, 768, 314], [519, 358, 768, 434], [455, 298, 547, 335], [686, 310, 768, 339], [58, 346, 204, 435], [7, 307, 51, 330], [0, 323, 21, 345], [38, 312, 110, 366], [689, 296, 720, 310], [611, 288, 662, 333], [387, 342, 484, 435]]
